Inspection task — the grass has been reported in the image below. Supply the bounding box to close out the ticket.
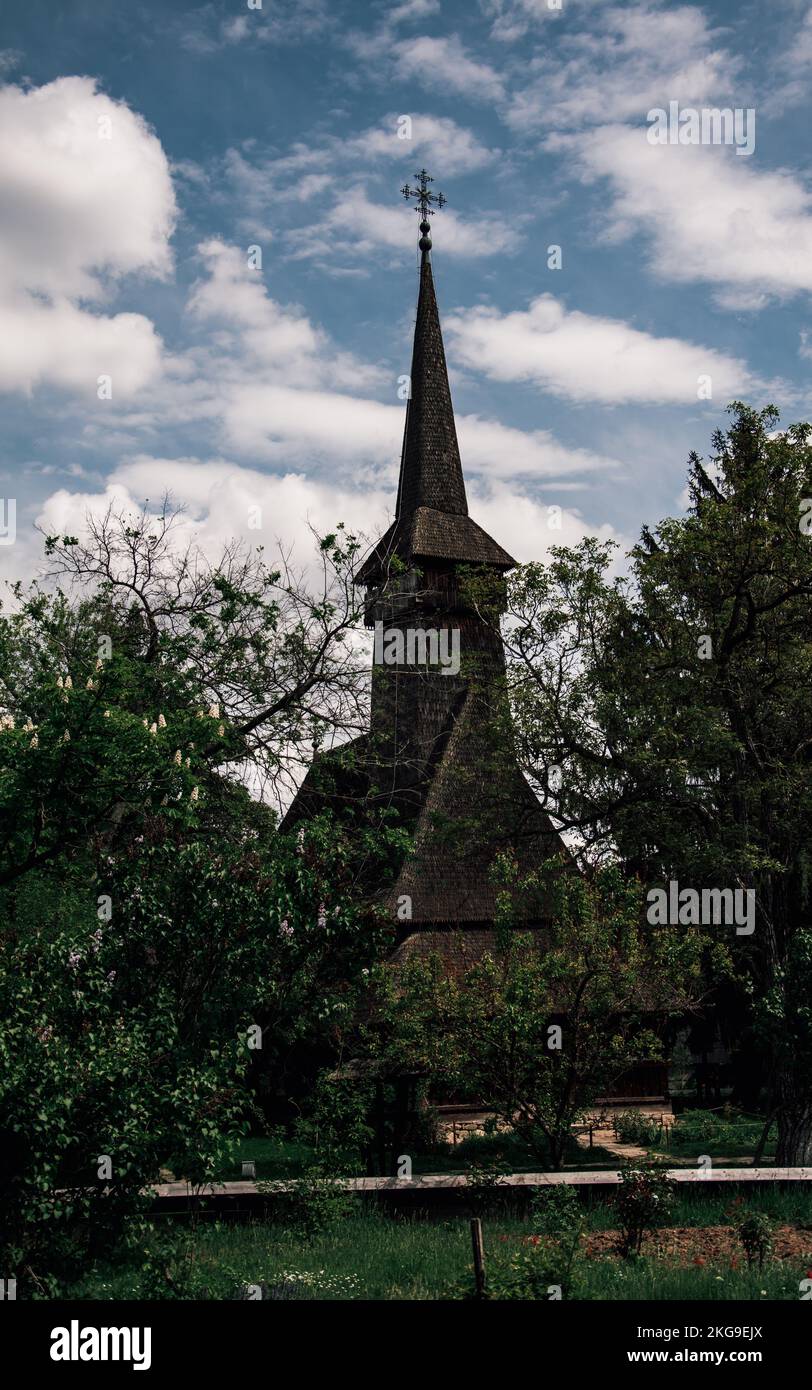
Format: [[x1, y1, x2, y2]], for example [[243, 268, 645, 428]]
[[614, 1109, 777, 1162], [584, 1185, 812, 1229], [213, 1129, 621, 1182], [67, 1185, 812, 1302]]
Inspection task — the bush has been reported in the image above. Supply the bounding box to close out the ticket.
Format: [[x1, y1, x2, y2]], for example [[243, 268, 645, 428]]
[[614, 1110, 663, 1146], [615, 1162, 676, 1257], [262, 1172, 359, 1241], [734, 1210, 775, 1271], [530, 1183, 583, 1240], [487, 1241, 574, 1301]]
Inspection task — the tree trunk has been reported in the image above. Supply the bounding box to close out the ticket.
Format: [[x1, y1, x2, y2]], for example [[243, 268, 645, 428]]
[[775, 1085, 812, 1166]]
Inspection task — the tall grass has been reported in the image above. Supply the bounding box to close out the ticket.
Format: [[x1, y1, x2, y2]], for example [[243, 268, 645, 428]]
[[68, 1186, 812, 1302]]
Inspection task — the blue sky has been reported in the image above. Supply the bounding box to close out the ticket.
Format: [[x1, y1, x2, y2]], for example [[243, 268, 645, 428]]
[[1, 0, 811, 579]]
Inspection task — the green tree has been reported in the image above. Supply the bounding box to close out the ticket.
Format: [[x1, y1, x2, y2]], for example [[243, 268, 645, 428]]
[[366, 864, 704, 1168], [505, 404, 812, 1163], [0, 506, 394, 1286]]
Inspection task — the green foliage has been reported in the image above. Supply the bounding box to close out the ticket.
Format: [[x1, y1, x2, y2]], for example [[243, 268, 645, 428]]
[[615, 1162, 676, 1258], [530, 1183, 584, 1240], [294, 1073, 374, 1173], [486, 1240, 575, 1301], [506, 404, 812, 1161], [0, 510, 390, 1286], [614, 1110, 664, 1147], [366, 862, 701, 1169], [463, 1158, 512, 1218], [734, 1209, 775, 1270], [258, 1074, 372, 1240]]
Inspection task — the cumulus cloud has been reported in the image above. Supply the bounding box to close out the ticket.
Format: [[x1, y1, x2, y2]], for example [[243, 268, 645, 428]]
[[350, 113, 499, 174], [553, 122, 812, 305], [0, 76, 175, 397], [34, 455, 626, 584], [55, 237, 617, 491], [179, 244, 623, 473], [445, 292, 754, 405], [506, 2, 739, 131], [213, 377, 623, 481], [0, 298, 163, 397]]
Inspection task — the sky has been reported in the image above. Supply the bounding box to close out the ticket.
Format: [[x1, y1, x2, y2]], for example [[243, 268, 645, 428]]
[[1, 0, 811, 584]]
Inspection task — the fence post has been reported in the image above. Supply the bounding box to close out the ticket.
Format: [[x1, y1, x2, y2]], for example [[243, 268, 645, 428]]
[[470, 1217, 486, 1299]]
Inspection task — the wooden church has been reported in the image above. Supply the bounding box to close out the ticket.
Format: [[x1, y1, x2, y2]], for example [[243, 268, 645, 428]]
[[283, 171, 567, 970], [282, 173, 672, 1138]]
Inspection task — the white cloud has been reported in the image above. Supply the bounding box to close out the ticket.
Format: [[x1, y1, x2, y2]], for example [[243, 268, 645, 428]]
[[213, 375, 623, 481], [445, 292, 754, 404], [0, 297, 163, 398], [0, 76, 175, 299], [46, 238, 617, 488], [181, 0, 330, 52], [393, 34, 505, 102], [554, 122, 812, 305], [481, 0, 607, 43], [389, 0, 441, 22], [456, 415, 621, 478], [351, 113, 499, 174], [179, 247, 623, 472], [762, 8, 812, 116], [34, 456, 626, 583], [506, 3, 739, 131], [470, 481, 630, 565], [186, 238, 387, 392], [217, 384, 400, 464], [294, 186, 517, 262], [222, 115, 498, 245], [0, 77, 175, 397]]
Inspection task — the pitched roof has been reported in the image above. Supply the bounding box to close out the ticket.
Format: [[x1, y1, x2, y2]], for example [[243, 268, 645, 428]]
[[280, 686, 566, 929], [397, 251, 468, 517], [354, 507, 515, 585], [355, 247, 515, 585], [379, 683, 564, 924]]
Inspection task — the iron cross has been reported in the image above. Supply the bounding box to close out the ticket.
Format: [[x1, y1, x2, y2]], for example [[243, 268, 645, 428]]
[[400, 168, 447, 220]]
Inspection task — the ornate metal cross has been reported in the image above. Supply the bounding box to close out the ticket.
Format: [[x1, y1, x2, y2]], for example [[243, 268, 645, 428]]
[[400, 168, 447, 221]]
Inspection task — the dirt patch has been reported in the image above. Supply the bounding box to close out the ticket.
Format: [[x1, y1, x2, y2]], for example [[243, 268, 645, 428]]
[[582, 1224, 812, 1266]]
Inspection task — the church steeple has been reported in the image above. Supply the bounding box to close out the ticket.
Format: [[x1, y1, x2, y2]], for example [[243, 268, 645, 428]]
[[396, 172, 468, 518], [355, 171, 514, 587]]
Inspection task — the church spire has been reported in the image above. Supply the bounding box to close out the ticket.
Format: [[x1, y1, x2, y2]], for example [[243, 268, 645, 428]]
[[354, 171, 515, 587], [397, 171, 467, 519]]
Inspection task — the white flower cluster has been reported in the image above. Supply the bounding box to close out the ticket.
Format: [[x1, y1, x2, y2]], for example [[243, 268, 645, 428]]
[[276, 1269, 361, 1296]]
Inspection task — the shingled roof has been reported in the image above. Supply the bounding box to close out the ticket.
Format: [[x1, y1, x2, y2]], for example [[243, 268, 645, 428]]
[[355, 249, 515, 585]]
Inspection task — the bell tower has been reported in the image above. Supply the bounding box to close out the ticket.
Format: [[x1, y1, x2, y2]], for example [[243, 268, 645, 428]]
[[354, 171, 515, 820]]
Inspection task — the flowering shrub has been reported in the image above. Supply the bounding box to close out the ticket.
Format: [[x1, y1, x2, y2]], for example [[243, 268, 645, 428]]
[[615, 1162, 676, 1257]]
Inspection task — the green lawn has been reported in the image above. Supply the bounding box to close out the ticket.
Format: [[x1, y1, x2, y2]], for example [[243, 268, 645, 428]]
[[213, 1129, 621, 1182]]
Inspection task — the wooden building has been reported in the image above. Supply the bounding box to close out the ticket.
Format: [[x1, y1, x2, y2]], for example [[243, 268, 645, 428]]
[[283, 184, 567, 967]]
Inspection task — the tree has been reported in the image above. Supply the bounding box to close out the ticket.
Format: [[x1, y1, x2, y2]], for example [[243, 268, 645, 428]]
[[0, 505, 394, 1287], [504, 404, 812, 1163], [365, 863, 705, 1168]]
